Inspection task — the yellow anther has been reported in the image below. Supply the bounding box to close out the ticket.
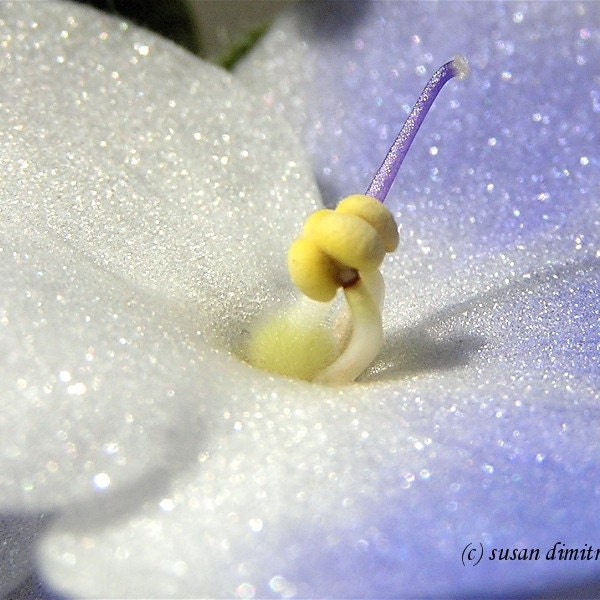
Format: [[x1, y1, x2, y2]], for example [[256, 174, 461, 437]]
[[258, 195, 398, 382], [308, 210, 385, 272], [288, 237, 339, 302], [287, 194, 398, 305], [247, 57, 464, 383], [335, 194, 399, 252], [302, 209, 332, 237]]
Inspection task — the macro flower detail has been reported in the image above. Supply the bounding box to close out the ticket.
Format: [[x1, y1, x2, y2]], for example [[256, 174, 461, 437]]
[[248, 57, 467, 385], [1, 1, 600, 599]]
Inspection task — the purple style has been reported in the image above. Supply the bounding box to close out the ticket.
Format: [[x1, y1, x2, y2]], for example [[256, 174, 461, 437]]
[[366, 56, 468, 202]]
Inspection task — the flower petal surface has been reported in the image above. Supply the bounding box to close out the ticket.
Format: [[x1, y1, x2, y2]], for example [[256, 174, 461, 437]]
[[0, 0, 318, 513], [28, 1, 600, 598]]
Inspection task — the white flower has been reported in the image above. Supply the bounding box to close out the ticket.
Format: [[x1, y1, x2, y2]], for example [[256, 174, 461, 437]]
[[2, 1, 599, 598]]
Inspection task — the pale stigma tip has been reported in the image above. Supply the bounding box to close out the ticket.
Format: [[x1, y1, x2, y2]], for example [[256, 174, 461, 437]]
[[452, 54, 470, 80]]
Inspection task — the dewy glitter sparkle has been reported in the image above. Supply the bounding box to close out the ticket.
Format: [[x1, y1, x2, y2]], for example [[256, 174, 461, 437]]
[[1, 1, 599, 598]]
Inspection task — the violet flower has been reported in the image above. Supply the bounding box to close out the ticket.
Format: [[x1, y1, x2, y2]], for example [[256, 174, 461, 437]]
[[2, 1, 600, 598]]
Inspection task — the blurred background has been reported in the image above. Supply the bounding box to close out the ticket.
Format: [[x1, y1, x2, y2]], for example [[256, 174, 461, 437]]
[[74, 0, 294, 67]]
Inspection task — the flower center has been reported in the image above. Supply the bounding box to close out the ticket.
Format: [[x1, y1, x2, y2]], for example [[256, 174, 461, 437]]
[[245, 56, 469, 384]]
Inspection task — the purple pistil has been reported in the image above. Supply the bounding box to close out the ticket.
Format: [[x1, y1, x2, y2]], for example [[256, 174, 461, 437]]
[[366, 56, 468, 202]]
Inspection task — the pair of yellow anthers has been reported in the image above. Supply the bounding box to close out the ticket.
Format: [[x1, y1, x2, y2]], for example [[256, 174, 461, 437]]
[[247, 56, 469, 384]]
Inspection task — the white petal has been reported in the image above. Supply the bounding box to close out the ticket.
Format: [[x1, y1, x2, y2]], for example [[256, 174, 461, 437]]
[[0, 2, 319, 512], [37, 261, 600, 596], [18, 2, 600, 597], [0, 231, 208, 511], [1, 1, 319, 338]]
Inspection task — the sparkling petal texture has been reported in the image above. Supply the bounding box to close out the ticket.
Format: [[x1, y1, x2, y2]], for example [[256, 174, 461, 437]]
[[237, 2, 600, 261], [2, 0, 599, 598], [0, 230, 209, 511], [0, 0, 317, 516]]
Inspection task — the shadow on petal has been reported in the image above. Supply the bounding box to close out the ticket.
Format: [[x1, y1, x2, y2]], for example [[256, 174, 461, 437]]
[[364, 257, 600, 383], [48, 403, 210, 532], [0, 514, 49, 597], [5, 571, 66, 600], [365, 327, 486, 381]]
